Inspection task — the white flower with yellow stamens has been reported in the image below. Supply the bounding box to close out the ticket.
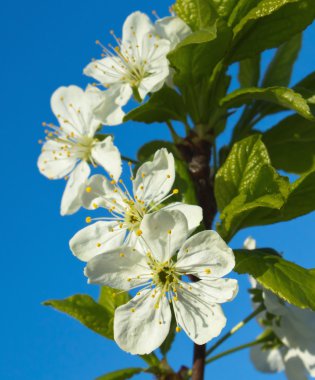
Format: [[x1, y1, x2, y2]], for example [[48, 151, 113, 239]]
[[70, 148, 203, 259], [83, 12, 172, 112], [248, 261, 315, 380], [37, 85, 122, 215], [83, 210, 238, 354]]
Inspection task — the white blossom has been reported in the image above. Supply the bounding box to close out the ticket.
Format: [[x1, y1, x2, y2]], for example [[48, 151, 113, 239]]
[[84, 210, 238, 354], [37, 85, 122, 215], [249, 276, 315, 379], [83, 11, 191, 118], [243, 236, 257, 250], [70, 148, 202, 261]]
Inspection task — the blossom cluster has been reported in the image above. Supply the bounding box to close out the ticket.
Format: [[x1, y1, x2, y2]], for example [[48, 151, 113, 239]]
[[38, 10, 238, 355]]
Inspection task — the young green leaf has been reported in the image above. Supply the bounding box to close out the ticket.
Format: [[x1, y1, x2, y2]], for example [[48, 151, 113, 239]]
[[238, 56, 260, 88], [96, 368, 144, 380], [43, 295, 115, 339], [234, 249, 315, 311], [173, 0, 218, 31], [229, 0, 315, 62], [220, 86, 315, 120], [262, 34, 302, 88], [124, 87, 187, 124], [262, 114, 315, 174]]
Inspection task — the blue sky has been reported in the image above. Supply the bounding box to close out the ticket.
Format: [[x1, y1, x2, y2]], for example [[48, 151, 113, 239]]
[[1, 1, 314, 379]]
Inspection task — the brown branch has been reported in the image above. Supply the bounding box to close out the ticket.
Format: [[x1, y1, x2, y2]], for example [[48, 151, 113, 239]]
[[176, 130, 217, 380]]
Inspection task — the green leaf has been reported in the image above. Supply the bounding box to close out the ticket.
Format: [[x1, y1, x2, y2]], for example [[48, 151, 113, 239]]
[[262, 114, 315, 174], [215, 134, 270, 211], [173, 0, 218, 30], [124, 87, 187, 124], [99, 286, 130, 314], [168, 21, 232, 122], [96, 368, 144, 380], [215, 135, 290, 240], [43, 295, 115, 339], [234, 249, 315, 310], [238, 56, 260, 88], [228, 0, 261, 27], [229, 0, 315, 62], [211, 0, 240, 19], [262, 34, 302, 88], [137, 141, 198, 205], [216, 136, 315, 239], [169, 22, 232, 85], [220, 86, 315, 120], [277, 169, 315, 221]]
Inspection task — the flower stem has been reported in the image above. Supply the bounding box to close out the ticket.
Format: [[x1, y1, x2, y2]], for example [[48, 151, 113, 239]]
[[206, 304, 265, 357], [205, 338, 264, 365]]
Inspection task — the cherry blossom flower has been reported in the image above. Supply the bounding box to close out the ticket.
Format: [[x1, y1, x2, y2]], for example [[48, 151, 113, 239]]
[[84, 210, 238, 354], [37, 85, 122, 215], [83, 11, 191, 120], [244, 239, 315, 380], [70, 148, 202, 261]]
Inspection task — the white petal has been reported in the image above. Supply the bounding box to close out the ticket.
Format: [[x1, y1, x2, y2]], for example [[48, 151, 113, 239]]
[[176, 230, 235, 278], [133, 148, 175, 204], [250, 345, 285, 373], [91, 136, 122, 181], [284, 349, 309, 380], [51, 85, 100, 137], [69, 221, 126, 262], [243, 236, 256, 250], [162, 202, 203, 233], [87, 84, 132, 125], [61, 161, 90, 215], [81, 174, 125, 211], [138, 64, 170, 99], [173, 281, 227, 344], [191, 278, 239, 304], [114, 288, 171, 354], [83, 57, 124, 86], [85, 247, 151, 290], [122, 12, 155, 50], [140, 210, 189, 262], [38, 140, 77, 179], [155, 16, 192, 49]]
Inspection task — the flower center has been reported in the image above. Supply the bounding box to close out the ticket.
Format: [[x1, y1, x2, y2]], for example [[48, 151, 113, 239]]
[[124, 200, 146, 231], [151, 260, 179, 291]]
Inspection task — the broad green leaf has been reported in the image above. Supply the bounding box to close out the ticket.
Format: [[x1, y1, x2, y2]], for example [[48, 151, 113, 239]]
[[276, 169, 315, 222], [43, 295, 114, 339], [229, 0, 315, 62], [257, 71, 315, 117], [169, 22, 232, 82], [216, 135, 315, 239], [262, 34, 302, 88], [124, 87, 187, 124], [263, 114, 315, 174], [96, 368, 144, 380], [228, 0, 260, 27], [211, 0, 239, 18], [217, 166, 289, 241], [215, 134, 270, 211], [215, 135, 290, 240], [168, 21, 232, 122], [173, 0, 218, 30], [234, 249, 315, 310], [137, 141, 198, 205], [220, 86, 315, 120], [238, 56, 260, 88]]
